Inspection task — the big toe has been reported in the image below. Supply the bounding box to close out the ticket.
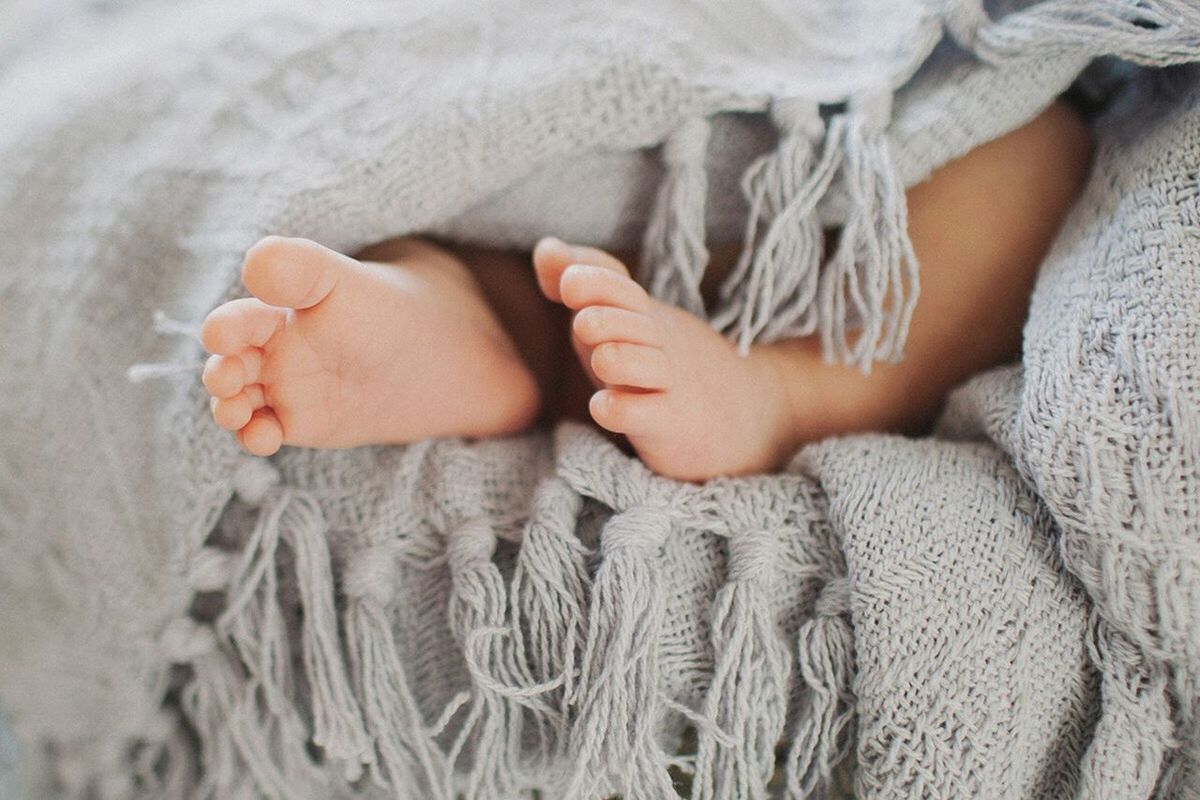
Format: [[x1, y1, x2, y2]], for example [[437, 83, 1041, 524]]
[[532, 237, 630, 302], [242, 236, 349, 310]]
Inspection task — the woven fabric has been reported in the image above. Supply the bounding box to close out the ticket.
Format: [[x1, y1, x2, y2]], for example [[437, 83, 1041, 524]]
[[0, 1, 1198, 797]]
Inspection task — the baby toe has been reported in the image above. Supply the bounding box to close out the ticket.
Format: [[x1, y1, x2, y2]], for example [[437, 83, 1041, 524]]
[[532, 237, 572, 302], [559, 264, 649, 312], [210, 393, 254, 431], [573, 306, 661, 348], [564, 242, 631, 277], [210, 385, 266, 431], [202, 354, 245, 398], [590, 342, 671, 390], [533, 239, 632, 303], [238, 408, 284, 457], [588, 389, 663, 436], [201, 298, 286, 355]]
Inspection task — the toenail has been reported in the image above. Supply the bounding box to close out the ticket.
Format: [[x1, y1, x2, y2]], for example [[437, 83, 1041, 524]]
[[575, 308, 601, 333], [589, 390, 613, 419]]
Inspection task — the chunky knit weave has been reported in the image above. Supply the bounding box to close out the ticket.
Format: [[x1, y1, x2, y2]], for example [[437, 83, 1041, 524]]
[[0, 0, 1198, 797]]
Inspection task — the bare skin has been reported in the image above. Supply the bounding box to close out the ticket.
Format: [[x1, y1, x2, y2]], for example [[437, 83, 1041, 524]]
[[200, 236, 539, 453], [201, 102, 1091, 480]]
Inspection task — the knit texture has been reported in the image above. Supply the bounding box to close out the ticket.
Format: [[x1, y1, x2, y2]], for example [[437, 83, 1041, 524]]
[[0, 1, 1198, 797]]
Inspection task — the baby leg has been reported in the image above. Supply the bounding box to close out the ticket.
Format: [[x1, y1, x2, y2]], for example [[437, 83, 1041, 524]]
[[761, 100, 1094, 440], [534, 101, 1092, 480]]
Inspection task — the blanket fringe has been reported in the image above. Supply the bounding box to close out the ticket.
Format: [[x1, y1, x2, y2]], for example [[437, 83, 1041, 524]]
[[817, 91, 917, 371], [693, 529, 792, 800], [641, 117, 712, 318], [280, 494, 373, 777], [971, 0, 1200, 67], [137, 722, 197, 800], [126, 362, 200, 383], [444, 518, 532, 799], [214, 492, 317, 798], [215, 488, 369, 791], [707, 89, 917, 370], [785, 577, 856, 799], [186, 546, 237, 593], [179, 651, 256, 798], [714, 98, 834, 353], [511, 479, 588, 766], [567, 505, 676, 799], [173, 614, 327, 799], [167, 620, 244, 798], [343, 542, 453, 798]]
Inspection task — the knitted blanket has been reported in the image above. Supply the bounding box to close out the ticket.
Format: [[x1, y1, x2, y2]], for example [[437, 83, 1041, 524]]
[[1, 1, 1198, 797]]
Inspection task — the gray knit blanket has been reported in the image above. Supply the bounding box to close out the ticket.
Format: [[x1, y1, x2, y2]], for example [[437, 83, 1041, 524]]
[[2, 1, 1199, 797]]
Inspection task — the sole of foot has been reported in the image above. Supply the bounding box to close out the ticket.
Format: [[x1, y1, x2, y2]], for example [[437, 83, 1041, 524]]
[[201, 236, 540, 456]]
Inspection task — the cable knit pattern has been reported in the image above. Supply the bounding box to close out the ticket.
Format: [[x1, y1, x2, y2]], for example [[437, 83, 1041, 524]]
[[0, 1, 1198, 798]]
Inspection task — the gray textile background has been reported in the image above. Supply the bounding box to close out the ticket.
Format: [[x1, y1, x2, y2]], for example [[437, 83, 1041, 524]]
[[0, 1, 1198, 798]]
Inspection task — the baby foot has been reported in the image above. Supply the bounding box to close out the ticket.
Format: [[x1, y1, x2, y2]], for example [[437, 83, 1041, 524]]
[[532, 238, 801, 481], [201, 236, 539, 456]]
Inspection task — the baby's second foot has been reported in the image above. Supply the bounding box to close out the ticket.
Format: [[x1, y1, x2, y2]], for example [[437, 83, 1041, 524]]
[[533, 239, 800, 482], [201, 236, 539, 456]]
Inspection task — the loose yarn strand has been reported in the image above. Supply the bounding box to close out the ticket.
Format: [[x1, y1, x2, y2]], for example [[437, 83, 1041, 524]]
[[343, 543, 454, 798], [212, 490, 333, 798], [566, 506, 676, 799], [443, 518, 533, 800], [785, 578, 856, 799], [817, 91, 917, 371], [127, 310, 203, 383], [641, 117, 712, 317], [692, 530, 792, 800], [278, 494, 372, 778], [510, 479, 589, 766], [714, 98, 835, 353]]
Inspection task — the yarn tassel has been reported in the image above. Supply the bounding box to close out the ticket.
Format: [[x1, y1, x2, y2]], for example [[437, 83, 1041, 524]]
[[217, 489, 364, 793], [566, 505, 676, 799], [972, 0, 1200, 67], [181, 651, 256, 798], [186, 546, 238, 593], [511, 479, 588, 765], [785, 577, 856, 799], [277, 494, 372, 777], [640, 117, 712, 317], [166, 619, 249, 798], [692, 530, 792, 800], [817, 90, 918, 371], [1076, 615, 1174, 798], [343, 543, 453, 799], [444, 518, 529, 800], [715, 98, 839, 353], [172, 616, 324, 799], [220, 513, 327, 798], [137, 723, 197, 800]]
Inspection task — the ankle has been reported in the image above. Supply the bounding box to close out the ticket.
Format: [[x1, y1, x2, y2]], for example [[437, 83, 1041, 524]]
[[748, 343, 813, 465], [752, 337, 906, 448]]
